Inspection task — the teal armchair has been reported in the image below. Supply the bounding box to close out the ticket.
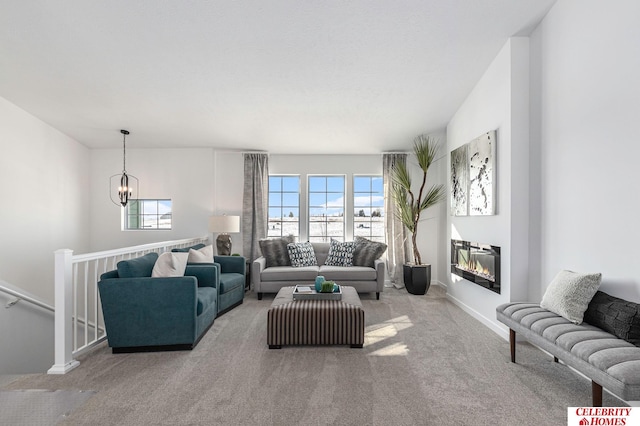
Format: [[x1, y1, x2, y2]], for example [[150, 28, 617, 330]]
[[214, 255, 246, 316], [98, 252, 218, 353]]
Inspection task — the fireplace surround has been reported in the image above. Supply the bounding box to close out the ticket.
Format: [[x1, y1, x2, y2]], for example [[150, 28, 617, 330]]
[[450, 239, 501, 294]]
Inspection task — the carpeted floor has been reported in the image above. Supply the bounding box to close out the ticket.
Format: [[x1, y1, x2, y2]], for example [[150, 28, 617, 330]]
[[1, 285, 626, 425]]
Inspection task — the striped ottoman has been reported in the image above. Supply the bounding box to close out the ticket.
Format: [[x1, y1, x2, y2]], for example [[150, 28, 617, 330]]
[[267, 286, 364, 349]]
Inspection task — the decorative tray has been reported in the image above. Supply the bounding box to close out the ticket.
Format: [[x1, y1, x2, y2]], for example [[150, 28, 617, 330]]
[[293, 285, 342, 301]]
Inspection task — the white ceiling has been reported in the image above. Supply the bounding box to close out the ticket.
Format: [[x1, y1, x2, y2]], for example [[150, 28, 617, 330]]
[[0, 1, 555, 154]]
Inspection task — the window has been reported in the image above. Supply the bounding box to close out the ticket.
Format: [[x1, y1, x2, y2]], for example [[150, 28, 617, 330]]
[[308, 176, 345, 242], [125, 199, 172, 230], [354, 176, 384, 242], [268, 176, 300, 239]]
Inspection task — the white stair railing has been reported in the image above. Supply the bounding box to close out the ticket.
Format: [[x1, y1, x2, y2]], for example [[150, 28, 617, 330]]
[[48, 235, 209, 374]]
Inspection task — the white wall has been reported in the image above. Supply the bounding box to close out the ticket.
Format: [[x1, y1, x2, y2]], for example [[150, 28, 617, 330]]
[[446, 38, 530, 334], [530, 0, 640, 303], [0, 96, 90, 304], [89, 148, 216, 251]]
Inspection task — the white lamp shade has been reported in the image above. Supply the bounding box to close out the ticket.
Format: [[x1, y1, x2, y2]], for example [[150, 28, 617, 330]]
[[209, 215, 240, 233]]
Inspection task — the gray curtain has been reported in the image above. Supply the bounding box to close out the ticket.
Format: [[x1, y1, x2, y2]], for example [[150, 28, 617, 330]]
[[242, 153, 268, 263], [383, 153, 409, 288]]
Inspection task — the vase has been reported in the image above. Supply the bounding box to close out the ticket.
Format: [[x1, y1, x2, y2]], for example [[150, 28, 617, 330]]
[[403, 264, 431, 295]]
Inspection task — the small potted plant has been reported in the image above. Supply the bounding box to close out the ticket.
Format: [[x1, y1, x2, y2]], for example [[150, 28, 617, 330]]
[[391, 134, 445, 294]]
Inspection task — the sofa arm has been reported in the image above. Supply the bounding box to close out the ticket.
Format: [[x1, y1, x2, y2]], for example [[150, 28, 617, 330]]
[[185, 264, 219, 289], [374, 259, 386, 291], [97, 276, 199, 347], [214, 255, 246, 275], [252, 257, 266, 289]]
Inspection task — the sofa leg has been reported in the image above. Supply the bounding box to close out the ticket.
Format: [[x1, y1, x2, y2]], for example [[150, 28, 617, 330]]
[[376, 292, 380, 300], [510, 329, 516, 363], [592, 381, 603, 407], [554, 356, 559, 363], [258, 292, 263, 300]]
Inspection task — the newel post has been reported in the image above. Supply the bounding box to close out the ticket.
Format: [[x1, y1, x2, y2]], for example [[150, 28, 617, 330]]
[[48, 249, 80, 374]]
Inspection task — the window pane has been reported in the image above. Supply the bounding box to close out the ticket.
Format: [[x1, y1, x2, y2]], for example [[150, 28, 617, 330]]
[[269, 176, 282, 191], [326, 193, 343, 208], [327, 176, 344, 192], [353, 193, 370, 207], [354, 177, 370, 192], [125, 199, 171, 230], [308, 177, 326, 192], [282, 192, 299, 207], [309, 193, 326, 207], [371, 177, 383, 192], [371, 195, 384, 207], [352, 176, 383, 240], [269, 193, 281, 207], [282, 176, 299, 191], [158, 200, 171, 214]]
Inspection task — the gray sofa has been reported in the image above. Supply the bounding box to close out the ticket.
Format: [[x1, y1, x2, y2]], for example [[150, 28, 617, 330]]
[[497, 298, 640, 406], [252, 242, 385, 300]]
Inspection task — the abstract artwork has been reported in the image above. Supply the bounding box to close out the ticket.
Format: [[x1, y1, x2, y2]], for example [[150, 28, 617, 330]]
[[450, 131, 496, 216], [450, 144, 468, 216]]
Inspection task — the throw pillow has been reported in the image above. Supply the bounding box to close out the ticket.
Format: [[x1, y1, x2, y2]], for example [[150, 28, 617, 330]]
[[584, 291, 640, 347], [171, 243, 206, 253], [117, 252, 159, 278], [287, 242, 318, 267], [352, 236, 387, 268], [325, 239, 355, 267], [540, 270, 602, 324], [187, 245, 214, 263], [259, 236, 295, 267], [152, 252, 189, 277]]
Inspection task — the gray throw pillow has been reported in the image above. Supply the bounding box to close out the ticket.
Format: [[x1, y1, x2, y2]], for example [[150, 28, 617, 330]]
[[584, 291, 640, 347], [259, 236, 295, 267], [540, 270, 602, 324], [352, 236, 387, 268], [287, 242, 318, 267]]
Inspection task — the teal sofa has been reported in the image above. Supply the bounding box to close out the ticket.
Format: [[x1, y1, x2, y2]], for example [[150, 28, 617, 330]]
[[98, 252, 218, 353]]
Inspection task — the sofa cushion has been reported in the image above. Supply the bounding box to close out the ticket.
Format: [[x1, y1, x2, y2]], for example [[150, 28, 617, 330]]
[[219, 272, 245, 294], [353, 237, 387, 268], [540, 270, 602, 324], [117, 252, 159, 278], [319, 265, 377, 281], [188, 245, 214, 263], [171, 243, 206, 253], [287, 242, 318, 267], [259, 236, 295, 267], [325, 239, 355, 267], [584, 291, 640, 347], [197, 287, 217, 316], [260, 265, 320, 282], [152, 252, 189, 277]]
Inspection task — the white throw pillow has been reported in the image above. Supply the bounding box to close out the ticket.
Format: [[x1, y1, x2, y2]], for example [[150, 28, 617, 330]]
[[152, 252, 189, 277], [187, 245, 214, 263], [540, 270, 602, 324]]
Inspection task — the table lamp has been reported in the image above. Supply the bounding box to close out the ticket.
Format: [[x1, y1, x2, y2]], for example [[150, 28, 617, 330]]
[[209, 215, 240, 255]]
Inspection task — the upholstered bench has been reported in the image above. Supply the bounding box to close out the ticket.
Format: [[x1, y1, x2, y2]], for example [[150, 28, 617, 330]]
[[497, 300, 640, 406], [267, 286, 365, 349]]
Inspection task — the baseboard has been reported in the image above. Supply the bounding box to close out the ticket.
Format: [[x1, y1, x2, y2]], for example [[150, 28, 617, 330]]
[[445, 292, 510, 341]]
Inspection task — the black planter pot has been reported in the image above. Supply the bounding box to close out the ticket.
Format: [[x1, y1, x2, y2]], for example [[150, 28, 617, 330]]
[[403, 264, 431, 295]]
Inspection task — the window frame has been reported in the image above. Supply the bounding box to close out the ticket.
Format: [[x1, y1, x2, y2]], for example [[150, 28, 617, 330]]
[[308, 175, 346, 242], [267, 175, 301, 239], [124, 199, 172, 231], [353, 175, 385, 242]]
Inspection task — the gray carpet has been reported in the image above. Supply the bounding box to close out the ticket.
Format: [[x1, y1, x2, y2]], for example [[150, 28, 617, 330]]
[[1, 286, 626, 425]]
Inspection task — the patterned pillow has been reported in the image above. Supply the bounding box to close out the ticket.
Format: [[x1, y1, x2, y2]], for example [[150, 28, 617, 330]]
[[353, 236, 387, 267], [287, 242, 318, 267], [325, 239, 355, 267], [259, 236, 295, 267]]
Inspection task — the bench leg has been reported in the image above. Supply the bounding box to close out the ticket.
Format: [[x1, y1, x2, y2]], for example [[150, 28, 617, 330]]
[[592, 381, 603, 407], [258, 292, 263, 300], [510, 329, 516, 363], [376, 292, 380, 300]]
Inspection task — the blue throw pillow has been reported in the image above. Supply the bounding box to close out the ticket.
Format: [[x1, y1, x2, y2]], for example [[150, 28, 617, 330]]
[[117, 252, 159, 278]]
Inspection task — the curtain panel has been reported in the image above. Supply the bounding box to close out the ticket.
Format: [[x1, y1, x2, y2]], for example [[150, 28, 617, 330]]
[[242, 153, 269, 263], [383, 153, 409, 287]]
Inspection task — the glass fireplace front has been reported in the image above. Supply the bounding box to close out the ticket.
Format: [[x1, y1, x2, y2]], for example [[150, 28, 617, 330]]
[[451, 240, 501, 294]]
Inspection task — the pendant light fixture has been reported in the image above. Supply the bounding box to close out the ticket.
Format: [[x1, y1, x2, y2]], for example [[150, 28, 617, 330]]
[[110, 129, 139, 207]]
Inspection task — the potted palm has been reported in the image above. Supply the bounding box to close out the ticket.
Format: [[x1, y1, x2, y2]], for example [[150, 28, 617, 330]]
[[391, 134, 445, 295]]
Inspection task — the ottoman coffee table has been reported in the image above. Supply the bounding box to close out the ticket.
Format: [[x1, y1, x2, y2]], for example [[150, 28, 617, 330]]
[[267, 286, 364, 349]]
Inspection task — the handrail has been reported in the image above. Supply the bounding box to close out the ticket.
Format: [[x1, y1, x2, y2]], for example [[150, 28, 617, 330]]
[[48, 235, 209, 375], [0, 283, 54, 312]]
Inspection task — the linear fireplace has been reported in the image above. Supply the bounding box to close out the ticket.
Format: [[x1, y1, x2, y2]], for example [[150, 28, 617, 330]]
[[451, 239, 501, 294]]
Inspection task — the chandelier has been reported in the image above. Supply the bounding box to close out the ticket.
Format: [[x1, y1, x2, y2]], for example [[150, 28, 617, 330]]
[[110, 129, 139, 207]]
